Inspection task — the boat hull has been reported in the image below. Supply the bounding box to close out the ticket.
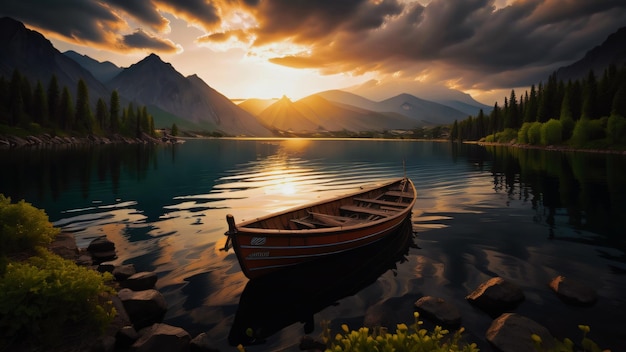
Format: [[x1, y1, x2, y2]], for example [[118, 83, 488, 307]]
[[226, 178, 416, 279]]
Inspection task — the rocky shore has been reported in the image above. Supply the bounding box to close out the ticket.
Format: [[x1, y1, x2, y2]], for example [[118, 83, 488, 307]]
[[47, 232, 604, 352], [49, 233, 215, 352], [0, 132, 182, 148]]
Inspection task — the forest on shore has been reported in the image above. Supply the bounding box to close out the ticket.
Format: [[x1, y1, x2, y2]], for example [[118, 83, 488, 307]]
[[450, 64, 626, 150], [0, 69, 158, 141]]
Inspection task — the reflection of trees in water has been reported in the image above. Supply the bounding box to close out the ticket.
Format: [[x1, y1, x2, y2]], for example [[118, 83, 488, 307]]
[[484, 145, 626, 251], [0, 144, 159, 202]]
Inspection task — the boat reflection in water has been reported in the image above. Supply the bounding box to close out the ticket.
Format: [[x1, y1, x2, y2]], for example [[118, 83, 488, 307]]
[[228, 217, 418, 347]]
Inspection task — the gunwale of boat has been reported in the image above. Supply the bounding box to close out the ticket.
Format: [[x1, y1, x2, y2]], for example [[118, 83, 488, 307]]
[[233, 177, 416, 235]]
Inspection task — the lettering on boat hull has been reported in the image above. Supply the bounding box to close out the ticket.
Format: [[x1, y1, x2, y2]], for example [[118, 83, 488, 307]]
[[248, 251, 269, 258]]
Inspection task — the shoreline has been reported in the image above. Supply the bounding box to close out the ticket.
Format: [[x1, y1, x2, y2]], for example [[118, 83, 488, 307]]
[[0, 132, 182, 148], [471, 140, 626, 155]]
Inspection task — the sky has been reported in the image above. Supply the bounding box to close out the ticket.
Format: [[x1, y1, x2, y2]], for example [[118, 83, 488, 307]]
[[2, 0, 626, 105]]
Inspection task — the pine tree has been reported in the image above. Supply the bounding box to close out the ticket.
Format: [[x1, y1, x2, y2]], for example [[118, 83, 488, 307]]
[[95, 98, 108, 132], [9, 69, 24, 126], [109, 90, 120, 133], [58, 86, 74, 130], [507, 90, 519, 129], [75, 79, 93, 133], [582, 70, 598, 120], [32, 80, 48, 125], [523, 85, 538, 123], [47, 75, 60, 127]]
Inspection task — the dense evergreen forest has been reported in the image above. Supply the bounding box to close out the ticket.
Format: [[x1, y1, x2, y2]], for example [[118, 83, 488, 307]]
[[450, 64, 626, 149], [0, 69, 156, 139]]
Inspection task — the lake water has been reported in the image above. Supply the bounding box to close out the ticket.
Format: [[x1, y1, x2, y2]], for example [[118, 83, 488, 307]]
[[1, 139, 625, 351]]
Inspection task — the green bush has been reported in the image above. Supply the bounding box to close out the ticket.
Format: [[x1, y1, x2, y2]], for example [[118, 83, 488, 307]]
[[322, 312, 478, 352], [0, 248, 116, 346], [532, 324, 603, 352], [518, 123, 533, 144], [606, 114, 626, 144], [495, 128, 518, 143], [541, 119, 563, 146], [528, 122, 542, 145], [0, 194, 59, 256]]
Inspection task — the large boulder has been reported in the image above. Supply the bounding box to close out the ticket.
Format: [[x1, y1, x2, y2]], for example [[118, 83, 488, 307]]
[[466, 277, 525, 316], [87, 236, 116, 263], [48, 232, 78, 259], [549, 275, 598, 306], [190, 332, 221, 352], [118, 288, 167, 330], [121, 271, 158, 291], [486, 313, 555, 352], [132, 324, 190, 352], [414, 296, 462, 327], [113, 264, 137, 281]]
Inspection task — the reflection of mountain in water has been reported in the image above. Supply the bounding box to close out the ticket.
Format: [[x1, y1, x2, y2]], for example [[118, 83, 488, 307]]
[[228, 217, 418, 347]]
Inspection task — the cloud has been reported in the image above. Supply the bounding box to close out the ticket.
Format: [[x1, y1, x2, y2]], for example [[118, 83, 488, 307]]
[[246, 0, 626, 90], [123, 29, 179, 53], [2, 0, 625, 93]]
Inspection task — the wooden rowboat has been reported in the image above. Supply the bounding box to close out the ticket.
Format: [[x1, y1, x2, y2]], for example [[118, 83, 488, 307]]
[[223, 177, 417, 279]]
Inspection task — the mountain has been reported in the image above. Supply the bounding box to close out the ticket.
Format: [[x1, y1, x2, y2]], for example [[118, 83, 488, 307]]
[[63, 50, 122, 83], [0, 17, 110, 105], [238, 98, 278, 116], [344, 79, 491, 116], [317, 90, 468, 126], [556, 26, 626, 82], [257, 94, 418, 133], [106, 54, 270, 136]]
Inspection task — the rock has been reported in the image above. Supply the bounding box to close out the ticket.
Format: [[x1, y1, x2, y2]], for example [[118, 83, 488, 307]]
[[98, 262, 116, 273], [414, 296, 462, 327], [88, 237, 117, 263], [113, 264, 137, 280], [466, 277, 525, 316], [190, 332, 220, 352], [549, 275, 598, 306], [116, 325, 140, 347], [48, 232, 78, 259], [118, 288, 167, 330], [132, 324, 191, 352], [121, 271, 158, 291], [76, 254, 93, 266], [88, 236, 116, 252], [486, 313, 555, 352]]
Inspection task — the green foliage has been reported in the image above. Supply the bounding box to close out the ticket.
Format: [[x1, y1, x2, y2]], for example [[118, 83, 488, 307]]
[[493, 128, 517, 143], [606, 114, 626, 144], [324, 312, 478, 352], [518, 122, 532, 144], [541, 119, 563, 145], [528, 122, 542, 145], [0, 248, 116, 346], [532, 325, 604, 352], [0, 194, 59, 257]]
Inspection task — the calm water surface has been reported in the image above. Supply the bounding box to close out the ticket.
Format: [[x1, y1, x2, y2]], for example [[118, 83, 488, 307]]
[[1, 139, 625, 351]]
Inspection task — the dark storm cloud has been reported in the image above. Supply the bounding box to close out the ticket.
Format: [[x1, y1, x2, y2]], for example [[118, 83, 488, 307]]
[[155, 0, 221, 29], [123, 29, 178, 52], [0, 0, 178, 52], [262, 0, 626, 90], [0, 0, 121, 43], [250, 0, 403, 45], [3, 0, 626, 91], [105, 0, 168, 31]]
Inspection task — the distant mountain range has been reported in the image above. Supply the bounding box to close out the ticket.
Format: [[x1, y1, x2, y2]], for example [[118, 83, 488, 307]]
[[1, 16, 624, 137]]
